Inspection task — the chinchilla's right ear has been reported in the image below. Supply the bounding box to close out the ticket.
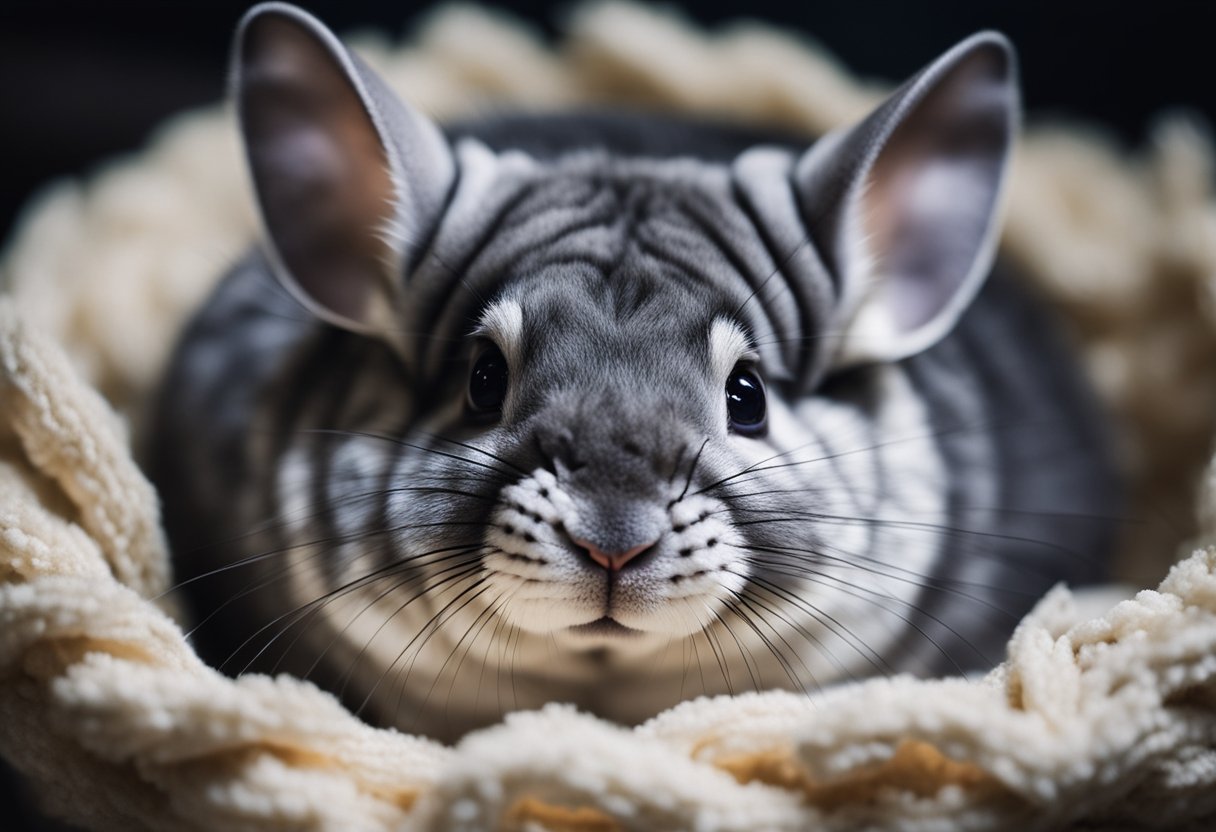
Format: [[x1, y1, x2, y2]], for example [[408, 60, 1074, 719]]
[[234, 2, 454, 342]]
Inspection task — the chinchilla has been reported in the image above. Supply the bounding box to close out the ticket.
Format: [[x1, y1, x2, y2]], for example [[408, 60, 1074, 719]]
[[149, 2, 1119, 740]]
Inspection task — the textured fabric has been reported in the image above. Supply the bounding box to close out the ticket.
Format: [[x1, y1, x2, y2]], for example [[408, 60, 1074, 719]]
[[2, 3, 1215, 829]]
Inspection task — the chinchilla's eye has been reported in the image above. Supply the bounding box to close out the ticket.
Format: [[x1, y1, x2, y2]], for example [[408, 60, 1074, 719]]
[[726, 366, 766, 434], [468, 345, 508, 414]]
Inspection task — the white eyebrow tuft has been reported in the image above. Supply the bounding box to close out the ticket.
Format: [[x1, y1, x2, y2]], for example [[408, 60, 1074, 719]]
[[474, 298, 524, 365], [709, 318, 756, 380]]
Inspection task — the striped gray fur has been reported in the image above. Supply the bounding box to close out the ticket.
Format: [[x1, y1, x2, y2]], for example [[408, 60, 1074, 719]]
[[149, 5, 1117, 741]]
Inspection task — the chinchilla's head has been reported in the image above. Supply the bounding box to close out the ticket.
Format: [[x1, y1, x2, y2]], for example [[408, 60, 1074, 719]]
[[233, 3, 1017, 716]]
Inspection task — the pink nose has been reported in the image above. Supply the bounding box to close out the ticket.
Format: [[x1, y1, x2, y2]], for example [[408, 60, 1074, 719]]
[[573, 537, 654, 571]]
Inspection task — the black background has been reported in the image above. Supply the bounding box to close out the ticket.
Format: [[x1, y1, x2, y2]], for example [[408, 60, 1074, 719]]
[[1, 0, 1214, 828], [3, 0, 1215, 249]]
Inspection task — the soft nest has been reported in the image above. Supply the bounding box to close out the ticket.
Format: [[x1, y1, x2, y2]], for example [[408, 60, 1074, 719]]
[[3, 3, 1216, 830]]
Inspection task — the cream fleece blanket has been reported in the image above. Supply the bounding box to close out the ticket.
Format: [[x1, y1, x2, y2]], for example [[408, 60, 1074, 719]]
[[3, 3, 1216, 829]]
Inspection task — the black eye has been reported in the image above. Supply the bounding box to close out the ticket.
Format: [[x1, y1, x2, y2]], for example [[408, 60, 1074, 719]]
[[726, 367, 766, 434], [468, 345, 508, 414]]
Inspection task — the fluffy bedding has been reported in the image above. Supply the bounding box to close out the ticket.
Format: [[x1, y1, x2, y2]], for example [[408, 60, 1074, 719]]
[[2, 3, 1216, 829]]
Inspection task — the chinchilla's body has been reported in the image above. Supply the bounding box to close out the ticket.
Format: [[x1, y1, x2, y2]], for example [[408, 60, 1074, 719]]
[[150, 4, 1118, 740]]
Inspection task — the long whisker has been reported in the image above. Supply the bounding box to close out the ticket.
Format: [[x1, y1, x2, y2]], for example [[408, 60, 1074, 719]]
[[734, 570, 892, 677], [741, 553, 981, 673], [697, 417, 1068, 495], [417, 431, 530, 478], [709, 606, 761, 692], [697, 607, 737, 695], [389, 578, 494, 724], [223, 541, 483, 674], [304, 427, 519, 480], [718, 595, 805, 694], [293, 548, 487, 680], [673, 438, 710, 506], [734, 512, 1096, 577], [337, 561, 487, 701]]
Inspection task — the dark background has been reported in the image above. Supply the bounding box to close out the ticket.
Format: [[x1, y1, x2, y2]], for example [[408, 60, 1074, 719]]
[[1, 0, 1214, 828], [3, 0, 1216, 250]]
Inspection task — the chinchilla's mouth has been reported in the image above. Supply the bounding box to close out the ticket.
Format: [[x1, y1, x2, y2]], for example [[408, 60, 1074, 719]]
[[566, 617, 642, 637]]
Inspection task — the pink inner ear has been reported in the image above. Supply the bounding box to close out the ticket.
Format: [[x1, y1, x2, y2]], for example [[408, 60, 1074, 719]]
[[858, 46, 1010, 333], [862, 138, 918, 266], [863, 151, 965, 330], [241, 13, 397, 327]]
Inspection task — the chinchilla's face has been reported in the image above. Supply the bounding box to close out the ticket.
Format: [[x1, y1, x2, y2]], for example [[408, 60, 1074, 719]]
[[425, 169, 780, 644], [311, 155, 833, 655], [232, 4, 1016, 726]]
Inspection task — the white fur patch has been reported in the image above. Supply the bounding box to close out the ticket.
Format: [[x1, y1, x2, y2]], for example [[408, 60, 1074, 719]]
[[475, 298, 525, 367], [709, 318, 756, 381]]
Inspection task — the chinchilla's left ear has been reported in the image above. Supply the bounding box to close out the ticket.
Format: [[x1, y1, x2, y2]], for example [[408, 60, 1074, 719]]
[[795, 32, 1018, 370]]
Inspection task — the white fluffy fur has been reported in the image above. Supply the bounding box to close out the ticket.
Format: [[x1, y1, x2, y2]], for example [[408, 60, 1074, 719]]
[[475, 299, 525, 367]]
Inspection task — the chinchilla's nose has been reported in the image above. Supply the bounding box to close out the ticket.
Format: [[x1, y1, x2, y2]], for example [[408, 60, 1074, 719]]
[[571, 536, 656, 572], [527, 389, 697, 563]]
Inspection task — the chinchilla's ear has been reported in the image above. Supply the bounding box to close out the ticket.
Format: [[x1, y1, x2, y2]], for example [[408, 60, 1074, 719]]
[[234, 2, 454, 340], [795, 32, 1017, 369]]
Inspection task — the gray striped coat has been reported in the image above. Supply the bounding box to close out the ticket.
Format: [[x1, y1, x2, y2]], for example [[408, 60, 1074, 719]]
[[150, 3, 1117, 740]]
